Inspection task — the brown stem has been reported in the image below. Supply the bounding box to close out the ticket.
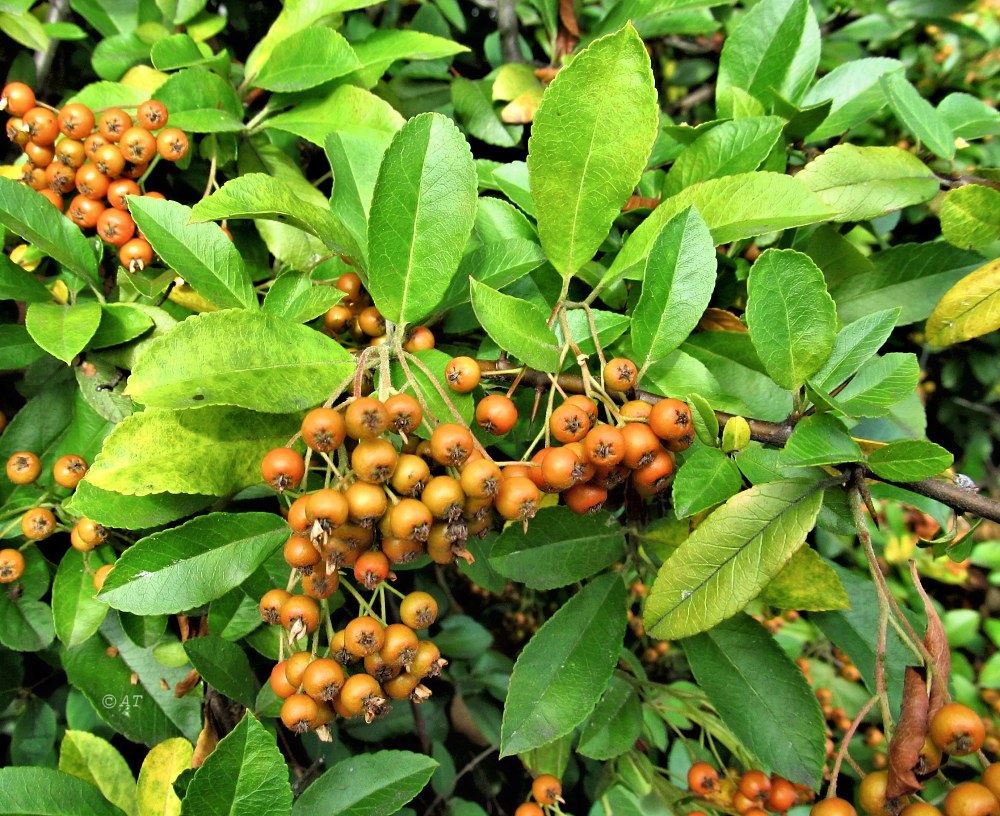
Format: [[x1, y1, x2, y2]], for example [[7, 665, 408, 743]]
[[850, 474, 893, 731], [496, 0, 521, 64], [472, 360, 1000, 524]]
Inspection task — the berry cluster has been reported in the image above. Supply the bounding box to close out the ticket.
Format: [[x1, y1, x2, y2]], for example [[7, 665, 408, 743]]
[[260, 270, 698, 737], [4, 449, 108, 587], [687, 761, 813, 816], [458, 368, 694, 510], [320, 272, 437, 354], [815, 703, 996, 816], [1, 81, 189, 270]]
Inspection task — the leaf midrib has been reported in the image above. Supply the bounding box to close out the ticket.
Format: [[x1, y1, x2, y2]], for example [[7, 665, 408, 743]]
[[651, 483, 820, 625], [503, 577, 618, 736]]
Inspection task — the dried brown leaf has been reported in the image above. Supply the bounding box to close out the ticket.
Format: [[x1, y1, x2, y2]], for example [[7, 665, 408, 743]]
[[559, 0, 580, 36], [886, 666, 930, 798], [623, 195, 661, 212], [911, 561, 951, 718], [698, 308, 749, 333]]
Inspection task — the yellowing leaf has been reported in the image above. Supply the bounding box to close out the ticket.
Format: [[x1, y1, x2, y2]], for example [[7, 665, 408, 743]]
[[925, 258, 1000, 348], [501, 89, 543, 124], [136, 737, 193, 816]]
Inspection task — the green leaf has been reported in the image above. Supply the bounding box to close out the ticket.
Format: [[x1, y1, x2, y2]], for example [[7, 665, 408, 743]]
[[469, 279, 561, 371], [128, 197, 256, 310], [432, 616, 492, 660], [810, 307, 900, 392], [262, 272, 344, 323], [66, 81, 148, 111], [662, 117, 785, 197], [125, 310, 354, 412], [795, 145, 939, 222], [644, 480, 824, 640], [83, 406, 299, 496], [780, 414, 863, 467], [834, 353, 919, 417], [491, 162, 535, 216], [191, 174, 360, 259], [52, 548, 112, 648], [325, 130, 393, 263], [688, 392, 720, 446], [716, 0, 819, 115], [209, 589, 263, 643], [0, 767, 127, 816], [647, 336, 793, 422], [88, 303, 155, 350], [0, 596, 54, 652], [867, 440, 954, 482], [14, 698, 57, 768], [350, 29, 469, 86], [63, 614, 202, 746], [760, 547, 850, 611], [631, 207, 717, 378], [245, 0, 372, 77], [24, 302, 102, 365], [527, 23, 658, 280], [150, 33, 218, 71], [292, 750, 437, 816], [92, 33, 148, 82], [500, 573, 627, 757], [802, 58, 902, 142], [880, 71, 955, 160], [253, 26, 360, 91], [683, 614, 826, 787], [488, 507, 626, 589], [0, 178, 99, 283], [938, 92, 1000, 140], [745, 249, 836, 391], [606, 173, 836, 283], [153, 67, 243, 133], [184, 636, 256, 708], [577, 673, 643, 761], [59, 731, 137, 816], [65, 482, 213, 531], [939, 185, 1000, 252], [119, 611, 167, 649], [99, 512, 287, 615], [451, 78, 522, 148], [0, 9, 50, 50], [367, 112, 477, 325], [671, 445, 744, 518], [0, 252, 51, 302], [812, 563, 916, 712], [265, 85, 404, 148], [136, 738, 192, 816], [0, 324, 45, 369], [446, 239, 546, 308], [926, 257, 1000, 348], [474, 197, 537, 243], [181, 714, 290, 816], [831, 242, 984, 326]]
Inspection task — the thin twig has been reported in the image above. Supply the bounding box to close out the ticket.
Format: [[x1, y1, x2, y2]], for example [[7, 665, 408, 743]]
[[828, 695, 879, 798], [496, 0, 522, 63], [850, 475, 893, 731], [425, 746, 497, 815]]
